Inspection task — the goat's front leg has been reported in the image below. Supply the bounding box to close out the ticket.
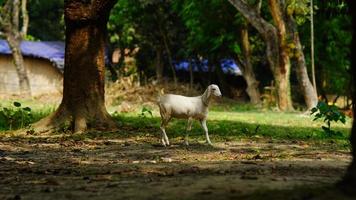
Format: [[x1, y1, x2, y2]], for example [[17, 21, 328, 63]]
[[185, 118, 193, 146], [160, 118, 170, 146], [200, 119, 212, 145]]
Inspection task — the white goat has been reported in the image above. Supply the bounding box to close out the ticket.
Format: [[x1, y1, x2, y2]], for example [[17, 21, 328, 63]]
[[157, 84, 222, 146]]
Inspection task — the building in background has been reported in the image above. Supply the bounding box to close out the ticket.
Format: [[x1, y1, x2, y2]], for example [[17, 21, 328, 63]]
[[0, 40, 64, 96]]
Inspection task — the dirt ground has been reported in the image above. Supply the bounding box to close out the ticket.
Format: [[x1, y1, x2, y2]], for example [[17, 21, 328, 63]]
[[0, 133, 353, 200]]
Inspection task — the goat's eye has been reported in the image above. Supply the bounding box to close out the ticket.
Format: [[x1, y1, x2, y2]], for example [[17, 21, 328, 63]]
[[212, 88, 216, 91]]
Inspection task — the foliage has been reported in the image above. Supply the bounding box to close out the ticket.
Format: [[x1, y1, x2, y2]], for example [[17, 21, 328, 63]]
[[300, 0, 351, 96], [28, 0, 64, 40], [0, 102, 32, 130], [139, 107, 153, 118], [310, 101, 346, 137], [172, 0, 243, 58], [287, 0, 310, 25]]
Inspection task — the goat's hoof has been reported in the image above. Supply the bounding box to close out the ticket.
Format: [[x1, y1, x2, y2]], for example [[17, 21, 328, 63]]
[[184, 141, 189, 146], [206, 141, 213, 146]]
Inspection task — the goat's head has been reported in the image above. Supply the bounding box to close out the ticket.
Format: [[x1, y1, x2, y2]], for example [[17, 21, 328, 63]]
[[208, 84, 222, 97]]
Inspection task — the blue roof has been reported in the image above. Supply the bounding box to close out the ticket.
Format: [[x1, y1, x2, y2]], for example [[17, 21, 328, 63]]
[[0, 40, 65, 70], [173, 59, 242, 76]]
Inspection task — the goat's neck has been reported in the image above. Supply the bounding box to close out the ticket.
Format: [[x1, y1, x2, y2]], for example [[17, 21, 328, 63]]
[[201, 88, 211, 107]]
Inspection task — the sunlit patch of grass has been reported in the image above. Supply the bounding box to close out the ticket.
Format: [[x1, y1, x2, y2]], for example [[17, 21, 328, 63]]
[[112, 108, 351, 143], [0, 103, 352, 149]]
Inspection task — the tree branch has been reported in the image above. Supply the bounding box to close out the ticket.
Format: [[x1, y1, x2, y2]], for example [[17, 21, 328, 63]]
[[12, 0, 20, 31], [227, 0, 275, 39], [256, 0, 262, 15]]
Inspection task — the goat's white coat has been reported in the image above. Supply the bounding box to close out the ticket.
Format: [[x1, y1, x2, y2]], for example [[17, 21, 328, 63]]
[[157, 84, 222, 146]]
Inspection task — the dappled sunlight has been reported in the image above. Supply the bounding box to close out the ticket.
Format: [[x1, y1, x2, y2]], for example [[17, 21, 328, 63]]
[[0, 133, 352, 199]]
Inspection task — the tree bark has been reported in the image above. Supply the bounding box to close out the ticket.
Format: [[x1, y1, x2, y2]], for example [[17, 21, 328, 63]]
[[240, 24, 261, 104], [286, 14, 318, 110], [339, 0, 356, 193], [290, 26, 318, 109], [33, 0, 118, 133], [268, 0, 293, 111], [0, 0, 31, 95], [228, 0, 293, 111], [6, 35, 31, 95]]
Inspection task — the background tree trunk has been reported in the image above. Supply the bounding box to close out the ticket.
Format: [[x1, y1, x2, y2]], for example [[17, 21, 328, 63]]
[[0, 0, 31, 96], [33, 0, 118, 133], [228, 0, 293, 111], [6, 35, 31, 96], [287, 14, 318, 110], [240, 24, 261, 104]]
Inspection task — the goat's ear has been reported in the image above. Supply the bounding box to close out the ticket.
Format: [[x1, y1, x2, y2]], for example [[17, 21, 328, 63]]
[[207, 86, 211, 97]]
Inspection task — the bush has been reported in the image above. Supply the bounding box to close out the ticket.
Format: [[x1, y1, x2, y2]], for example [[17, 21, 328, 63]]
[[0, 102, 33, 130], [310, 101, 346, 137]]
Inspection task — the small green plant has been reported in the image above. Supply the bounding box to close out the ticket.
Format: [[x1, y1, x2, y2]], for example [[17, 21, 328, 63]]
[[139, 107, 153, 118], [310, 102, 346, 137], [0, 102, 33, 130]]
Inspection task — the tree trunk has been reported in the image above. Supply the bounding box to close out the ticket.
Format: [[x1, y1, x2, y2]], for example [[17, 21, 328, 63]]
[[339, 1, 356, 193], [240, 25, 261, 104], [268, 0, 293, 111], [0, 0, 31, 95], [6, 35, 31, 95], [287, 16, 318, 110], [33, 0, 117, 134], [228, 0, 293, 111], [292, 30, 318, 109]]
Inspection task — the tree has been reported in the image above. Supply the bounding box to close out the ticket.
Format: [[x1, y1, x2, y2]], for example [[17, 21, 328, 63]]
[[302, 1, 351, 103], [28, 0, 64, 41], [0, 0, 31, 96], [174, 0, 260, 100], [239, 23, 261, 104], [339, 0, 356, 193], [34, 0, 118, 133], [108, 0, 180, 84], [228, 0, 318, 110]]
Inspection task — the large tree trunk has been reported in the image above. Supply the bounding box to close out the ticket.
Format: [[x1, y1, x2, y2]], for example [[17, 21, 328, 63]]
[[33, 0, 117, 133], [240, 25, 261, 104], [268, 0, 293, 111], [228, 0, 293, 111], [339, 1, 356, 193]]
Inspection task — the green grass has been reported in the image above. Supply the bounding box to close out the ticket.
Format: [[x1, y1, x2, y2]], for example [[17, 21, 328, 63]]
[[0, 101, 352, 147], [114, 110, 351, 141]]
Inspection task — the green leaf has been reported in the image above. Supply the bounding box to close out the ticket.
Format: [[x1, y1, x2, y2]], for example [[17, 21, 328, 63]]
[[23, 107, 31, 112], [13, 102, 21, 107]]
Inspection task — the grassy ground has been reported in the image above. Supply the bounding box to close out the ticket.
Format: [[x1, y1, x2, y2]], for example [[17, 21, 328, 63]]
[[0, 98, 354, 199]]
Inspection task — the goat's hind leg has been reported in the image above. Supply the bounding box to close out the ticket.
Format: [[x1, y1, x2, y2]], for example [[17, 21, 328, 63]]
[[184, 118, 193, 146]]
